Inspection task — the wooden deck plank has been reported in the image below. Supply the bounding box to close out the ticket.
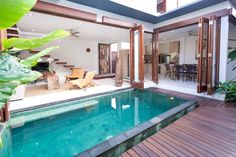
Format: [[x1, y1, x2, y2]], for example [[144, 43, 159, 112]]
[[126, 149, 141, 157], [132, 146, 149, 157], [120, 89, 236, 157], [174, 120, 236, 149], [137, 142, 160, 157], [170, 124, 235, 156]]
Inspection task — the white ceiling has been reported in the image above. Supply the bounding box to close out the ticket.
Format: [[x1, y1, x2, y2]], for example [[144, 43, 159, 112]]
[[17, 11, 130, 43], [159, 24, 198, 41]]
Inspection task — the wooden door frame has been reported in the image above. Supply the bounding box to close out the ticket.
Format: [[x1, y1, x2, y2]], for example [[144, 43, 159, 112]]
[[197, 17, 209, 93], [130, 25, 144, 89], [152, 32, 159, 83], [207, 15, 221, 95]]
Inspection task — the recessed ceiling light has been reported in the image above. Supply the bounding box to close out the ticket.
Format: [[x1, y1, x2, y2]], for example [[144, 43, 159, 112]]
[[31, 29, 35, 32], [171, 30, 175, 32], [79, 22, 82, 25], [29, 13, 33, 16]]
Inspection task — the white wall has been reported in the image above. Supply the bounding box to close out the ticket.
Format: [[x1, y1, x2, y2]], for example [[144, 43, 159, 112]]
[[183, 36, 198, 64], [50, 38, 99, 73]]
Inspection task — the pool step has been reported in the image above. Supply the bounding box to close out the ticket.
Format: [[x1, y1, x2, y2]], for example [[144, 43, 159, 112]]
[[9, 100, 99, 128]]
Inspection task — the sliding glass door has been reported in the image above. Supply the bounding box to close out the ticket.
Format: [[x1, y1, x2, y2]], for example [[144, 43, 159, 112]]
[[130, 25, 144, 89], [197, 17, 209, 93]]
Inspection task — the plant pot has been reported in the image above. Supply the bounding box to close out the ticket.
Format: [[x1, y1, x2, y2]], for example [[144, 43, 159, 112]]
[[115, 57, 123, 87]]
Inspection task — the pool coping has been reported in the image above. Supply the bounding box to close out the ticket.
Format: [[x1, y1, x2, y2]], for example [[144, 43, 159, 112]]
[[10, 87, 132, 114], [75, 99, 198, 157]]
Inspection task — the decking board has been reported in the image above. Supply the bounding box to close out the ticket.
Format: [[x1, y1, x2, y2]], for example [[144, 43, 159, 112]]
[[121, 89, 236, 157]]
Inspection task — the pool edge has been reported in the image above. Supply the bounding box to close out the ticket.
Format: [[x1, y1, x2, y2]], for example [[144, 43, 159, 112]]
[[75, 100, 198, 157]]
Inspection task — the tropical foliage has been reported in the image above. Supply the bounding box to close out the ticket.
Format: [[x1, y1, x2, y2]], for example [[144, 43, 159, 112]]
[[0, 0, 37, 29], [0, 30, 70, 108], [228, 49, 236, 71], [0, 0, 70, 108], [219, 81, 236, 102]]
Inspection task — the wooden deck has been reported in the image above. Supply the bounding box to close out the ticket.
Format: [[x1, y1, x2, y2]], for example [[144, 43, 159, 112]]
[[121, 89, 236, 157]]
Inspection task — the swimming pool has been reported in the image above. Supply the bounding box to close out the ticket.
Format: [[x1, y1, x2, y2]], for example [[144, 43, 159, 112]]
[[1, 88, 197, 157]]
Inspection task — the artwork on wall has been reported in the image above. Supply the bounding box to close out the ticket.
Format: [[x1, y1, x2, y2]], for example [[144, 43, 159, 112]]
[[98, 44, 111, 74]]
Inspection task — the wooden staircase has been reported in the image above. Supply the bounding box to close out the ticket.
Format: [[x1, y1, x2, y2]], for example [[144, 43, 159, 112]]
[[29, 50, 76, 68], [7, 25, 20, 38]]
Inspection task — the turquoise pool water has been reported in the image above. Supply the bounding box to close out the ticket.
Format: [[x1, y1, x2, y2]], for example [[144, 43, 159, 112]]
[[9, 89, 185, 157]]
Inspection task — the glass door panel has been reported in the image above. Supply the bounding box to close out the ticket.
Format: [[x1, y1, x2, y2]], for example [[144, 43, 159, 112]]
[[197, 17, 209, 93], [130, 25, 144, 89]]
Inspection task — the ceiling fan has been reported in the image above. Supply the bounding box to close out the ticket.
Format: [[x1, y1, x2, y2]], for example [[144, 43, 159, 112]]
[[67, 27, 80, 38]]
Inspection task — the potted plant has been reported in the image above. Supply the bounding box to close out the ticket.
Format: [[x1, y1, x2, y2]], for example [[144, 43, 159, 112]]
[[0, 0, 70, 122]]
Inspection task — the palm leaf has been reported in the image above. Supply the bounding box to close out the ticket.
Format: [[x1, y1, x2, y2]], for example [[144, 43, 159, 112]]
[[21, 46, 59, 68], [228, 49, 236, 63], [0, 0, 37, 30]]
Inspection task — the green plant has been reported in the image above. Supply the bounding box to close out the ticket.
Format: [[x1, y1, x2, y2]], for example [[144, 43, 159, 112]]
[[219, 81, 236, 102], [228, 49, 236, 71], [0, 0, 37, 29], [0, 0, 70, 109]]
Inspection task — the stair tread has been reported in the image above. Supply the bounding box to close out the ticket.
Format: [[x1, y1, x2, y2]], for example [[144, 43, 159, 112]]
[[56, 62, 67, 64], [64, 65, 75, 67]]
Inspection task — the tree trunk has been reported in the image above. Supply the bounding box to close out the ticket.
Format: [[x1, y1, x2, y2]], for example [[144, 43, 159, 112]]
[[0, 102, 9, 122]]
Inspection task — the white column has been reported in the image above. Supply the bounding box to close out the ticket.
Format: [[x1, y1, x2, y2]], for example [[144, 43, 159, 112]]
[[219, 16, 229, 82]]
